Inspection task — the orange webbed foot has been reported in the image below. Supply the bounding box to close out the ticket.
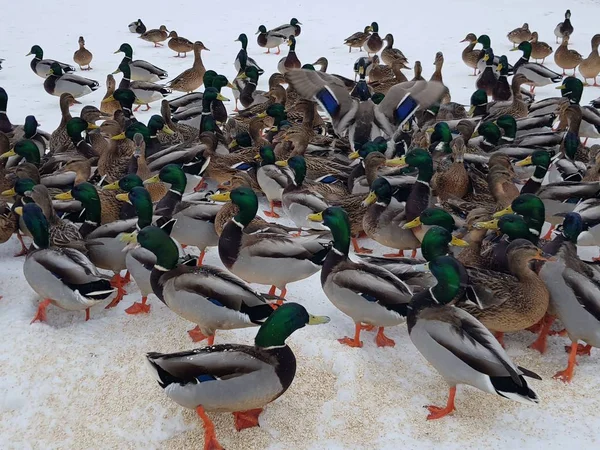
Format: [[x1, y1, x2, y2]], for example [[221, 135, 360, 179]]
[[263, 210, 280, 218], [565, 343, 592, 356], [338, 336, 363, 348], [233, 408, 263, 431], [553, 368, 575, 383], [375, 327, 395, 347], [359, 323, 375, 331], [188, 326, 209, 343], [425, 404, 456, 420], [125, 298, 151, 315], [31, 299, 51, 324]]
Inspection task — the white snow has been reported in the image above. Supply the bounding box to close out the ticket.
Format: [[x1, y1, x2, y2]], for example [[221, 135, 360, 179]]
[[2, 0, 600, 449]]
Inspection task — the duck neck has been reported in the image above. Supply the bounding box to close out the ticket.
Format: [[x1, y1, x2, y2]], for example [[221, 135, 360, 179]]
[[415, 160, 434, 184], [82, 197, 102, 230], [193, 47, 204, 68], [507, 253, 541, 282], [59, 99, 73, 126]]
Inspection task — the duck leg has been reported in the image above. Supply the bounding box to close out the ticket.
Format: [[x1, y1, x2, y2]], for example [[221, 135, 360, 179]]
[[383, 250, 405, 257], [188, 326, 215, 345], [193, 180, 208, 192], [14, 231, 28, 257], [554, 340, 579, 383], [195, 406, 224, 450], [375, 327, 395, 347], [263, 201, 280, 218], [125, 296, 151, 314], [106, 273, 127, 308], [134, 104, 141, 112], [529, 314, 555, 354], [197, 250, 206, 266], [542, 225, 555, 240], [338, 323, 363, 348], [565, 343, 592, 356], [264, 48, 271, 54], [426, 387, 456, 420], [233, 408, 263, 431], [85, 308, 90, 321], [31, 299, 51, 324], [275, 46, 281, 55], [351, 236, 373, 254], [360, 323, 375, 331], [123, 270, 131, 285]]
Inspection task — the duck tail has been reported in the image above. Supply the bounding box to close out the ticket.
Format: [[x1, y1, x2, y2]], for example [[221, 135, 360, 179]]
[[145, 353, 179, 388], [490, 374, 540, 404], [70, 279, 116, 300], [241, 302, 278, 324]]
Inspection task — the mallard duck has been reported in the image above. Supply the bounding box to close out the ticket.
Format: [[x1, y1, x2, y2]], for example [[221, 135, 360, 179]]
[[515, 150, 552, 194], [476, 48, 498, 96], [18, 203, 116, 323], [0, 200, 17, 244], [511, 41, 562, 92], [366, 55, 394, 82], [368, 61, 411, 94], [115, 62, 171, 111], [167, 31, 194, 57], [485, 74, 532, 119], [171, 75, 231, 127], [0, 87, 11, 134], [460, 33, 480, 76], [269, 18, 302, 38], [554, 9, 574, 43], [408, 255, 540, 420], [26, 45, 75, 78], [255, 25, 287, 54], [344, 26, 371, 53], [213, 187, 329, 297], [128, 19, 146, 34], [73, 36, 93, 71], [363, 22, 383, 56], [308, 206, 412, 347], [381, 33, 408, 66], [43, 62, 98, 98], [114, 43, 168, 82], [554, 35, 583, 76], [411, 61, 425, 81], [507, 23, 532, 48], [234, 33, 264, 75], [277, 36, 302, 75], [432, 137, 469, 201], [48, 94, 80, 153], [101, 74, 121, 116], [237, 66, 269, 109], [167, 42, 209, 93], [579, 34, 600, 86], [256, 145, 292, 218], [139, 25, 169, 47], [529, 32, 553, 63], [492, 56, 511, 101], [476, 35, 513, 75], [145, 302, 328, 449], [285, 67, 445, 151]]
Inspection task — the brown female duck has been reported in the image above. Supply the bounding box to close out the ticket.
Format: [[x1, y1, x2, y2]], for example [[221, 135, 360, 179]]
[[460, 33, 480, 75], [73, 36, 93, 71], [579, 34, 600, 86], [139, 25, 169, 47], [554, 35, 583, 76], [167, 31, 194, 57], [167, 42, 209, 93]]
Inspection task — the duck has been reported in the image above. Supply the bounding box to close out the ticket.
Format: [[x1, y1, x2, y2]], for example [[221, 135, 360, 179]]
[[432, 137, 469, 201], [139, 25, 169, 47], [256, 145, 292, 218], [73, 36, 93, 71], [343, 26, 371, 52], [144, 302, 329, 450], [213, 187, 329, 298], [476, 48, 498, 96], [26, 45, 75, 78], [143, 164, 221, 265], [411, 61, 425, 81], [167, 31, 194, 57], [238, 66, 269, 109], [492, 56, 511, 101], [381, 33, 409, 66], [485, 74, 532, 119], [114, 43, 168, 82], [167, 42, 209, 93], [255, 25, 287, 54], [579, 34, 600, 86], [407, 254, 540, 420], [308, 206, 412, 347], [277, 36, 302, 74], [430, 51, 450, 101], [460, 33, 480, 76], [363, 22, 383, 56], [507, 23, 532, 48], [554, 9, 574, 44], [529, 32, 553, 63], [43, 62, 99, 98], [128, 19, 146, 34], [368, 61, 411, 94], [18, 203, 116, 323], [48, 93, 80, 152], [269, 18, 302, 38], [234, 33, 264, 75], [511, 41, 562, 92], [554, 35, 583, 76], [476, 35, 513, 75], [101, 74, 121, 116], [115, 61, 171, 111]]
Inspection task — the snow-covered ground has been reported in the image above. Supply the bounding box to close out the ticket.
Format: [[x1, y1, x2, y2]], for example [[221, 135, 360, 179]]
[[2, 1, 600, 449]]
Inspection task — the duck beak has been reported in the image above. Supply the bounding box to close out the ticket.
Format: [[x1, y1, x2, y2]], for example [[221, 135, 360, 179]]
[[26, 52, 32, 56], [102, 95, 116, 103], [254, 154, 262, 160], [349, 151, 360, 159], [115, 193, 131, 203], [556, 84, 566, 90], [493, 206, 513, 218], [143, 174, 160, 184], [14, 207, 23, 216], [226, 82, 235, 89], [509, 47, 518, 52], [0, 149, 16, 159], [515, 155, 533, 167], [256, 112, 268, 118], [228, 139, 238, 149], [102, 181, 120, 190], [468, 105, 476, 116], [55, 190, 74, 200], [1, 187, 16, 196], [209, 191, 231, 202], [113, 49, 121, 54], [275, 160, 289, 167], [308, 314, 330, 325], [450, 236, 469, 247], [216, 93, 230, 102], [308, 211, 324, 222], [111, 132, 127, 140], [474, 219, 499, 230], [162, 125, 175, 135], [361, 191, 377, 207], [402, 217, 422, 229], [87, 123, 99, 130], [532, 249, 555, 262], [119, 231, 138, 244], [385, 156, 407, 167]]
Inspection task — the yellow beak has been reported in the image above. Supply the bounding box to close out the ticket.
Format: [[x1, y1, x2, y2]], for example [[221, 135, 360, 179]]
[[1, 187, 16, 196], [119, 231, 138, 244], [115, 193, 131, 203], [111, 132, 126, 140], [385, 156, 407, 167], [14, 207, 23, 216], [216, 93, 230, 102], [349, 151, 360, 160], [468, 105, 476, 116], [55, 190, 74, 200], [509, 48, 518, 52], [556, 85, 566, 90], [102, 181, 120, 190], [87, 123, 99, 130], [254, 154, 262, 160], [102, 95, 115, 103], [275, 160, 289, 167], [474, 219, 499, 230], [493, 206, 513, 218], [256, 112, 267, 118], [403, 217, 422, 229], [226, 82, 235, 89], [450, 235, 470, 247], [228, 139, 238, 149], [162, 125, 175, 135], [0, 149, 16, 159], [308, 314, 331, 325], [515, 155, 533, 167], [209, 191, 231, 202], [361, 191, 377, 207], [308, 211, 324, 222], [143, 174, 160, 184]]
